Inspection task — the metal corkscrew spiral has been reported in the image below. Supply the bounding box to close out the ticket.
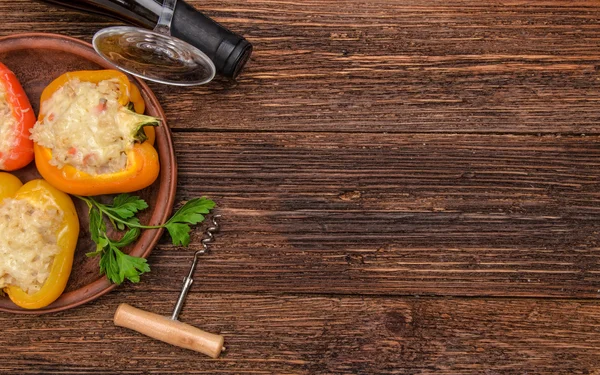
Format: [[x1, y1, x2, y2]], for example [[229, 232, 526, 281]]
[[199, 214, 221, 256], [170, 214, 222, 320]]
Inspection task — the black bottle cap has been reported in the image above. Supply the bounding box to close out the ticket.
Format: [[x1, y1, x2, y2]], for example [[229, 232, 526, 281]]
[[218, 38, 253, 79], [171, 0, 252, 79]]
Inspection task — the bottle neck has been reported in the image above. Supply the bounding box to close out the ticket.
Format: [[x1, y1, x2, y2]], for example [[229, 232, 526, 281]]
[[40, 0, 161, 28]]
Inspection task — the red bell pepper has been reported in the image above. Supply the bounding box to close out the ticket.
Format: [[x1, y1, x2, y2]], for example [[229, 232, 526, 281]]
[[0, 62, 35, 171]]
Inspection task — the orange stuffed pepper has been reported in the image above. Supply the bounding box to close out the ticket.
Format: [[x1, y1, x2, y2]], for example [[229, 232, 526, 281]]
[[30, 70, 160, 196]]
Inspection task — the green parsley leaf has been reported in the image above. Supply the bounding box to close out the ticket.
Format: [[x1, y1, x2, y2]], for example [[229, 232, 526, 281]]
[[105, 194, 148, 219], [99, 243, 119, 283], [165, 223, 192, 246], [113, 228, 141, 247], [164, 198, 216, 245], [85, 249, 102, 258], [88, 206, 104, 244], [168, 198, 216, 226], [114, 246, 150, 284]]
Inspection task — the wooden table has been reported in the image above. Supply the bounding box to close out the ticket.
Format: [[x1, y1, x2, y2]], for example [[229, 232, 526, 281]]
[[2, 1, 600, 373]]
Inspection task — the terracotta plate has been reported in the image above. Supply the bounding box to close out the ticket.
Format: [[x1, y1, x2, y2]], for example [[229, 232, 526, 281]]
[[0, 33, 177, 314]]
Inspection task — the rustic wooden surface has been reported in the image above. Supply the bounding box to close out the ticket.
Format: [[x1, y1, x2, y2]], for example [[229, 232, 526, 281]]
[[2, 0, 600, 373]]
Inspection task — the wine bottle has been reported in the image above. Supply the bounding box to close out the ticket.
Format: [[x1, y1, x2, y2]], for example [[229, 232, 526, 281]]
[[40, 0, 252, 78]]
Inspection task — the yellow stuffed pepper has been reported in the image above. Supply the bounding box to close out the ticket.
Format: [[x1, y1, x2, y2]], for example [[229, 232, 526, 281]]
[[31, 70, 160, 196], [0, 173, 79, 309]]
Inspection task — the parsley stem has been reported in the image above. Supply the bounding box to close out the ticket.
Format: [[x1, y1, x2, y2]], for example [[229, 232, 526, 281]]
[[76, 195, 164, 229]]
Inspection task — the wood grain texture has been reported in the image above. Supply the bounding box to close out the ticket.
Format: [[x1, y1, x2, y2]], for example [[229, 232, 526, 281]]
[[2, 0, 600, 374], [127, 132, 600, 298], [2, 292, 600, 374], [2, 1, 600, 133]]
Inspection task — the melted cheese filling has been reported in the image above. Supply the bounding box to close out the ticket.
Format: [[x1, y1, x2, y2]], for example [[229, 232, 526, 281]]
[[30, 78, 144, 175], [0, 198, 63, 295], [0, 82, 19, 167]]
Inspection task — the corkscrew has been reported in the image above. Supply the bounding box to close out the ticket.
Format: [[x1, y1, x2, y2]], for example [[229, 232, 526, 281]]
[[171, 214, 221, 320], [114, 215, 225, 358]]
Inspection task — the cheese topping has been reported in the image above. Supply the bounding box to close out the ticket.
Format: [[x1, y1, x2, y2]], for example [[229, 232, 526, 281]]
[[0, 81, 19, 166], [30, 78, 147, 175], [0, 198, 63, 295]]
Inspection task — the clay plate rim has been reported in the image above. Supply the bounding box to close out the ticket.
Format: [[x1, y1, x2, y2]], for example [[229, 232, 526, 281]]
[[0, 32, 177, 314]]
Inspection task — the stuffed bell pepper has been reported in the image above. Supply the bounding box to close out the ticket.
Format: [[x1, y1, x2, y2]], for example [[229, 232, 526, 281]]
[[0, 172, 79, 309], [0, 62, 36, 171], [30, 70, 160, 196]]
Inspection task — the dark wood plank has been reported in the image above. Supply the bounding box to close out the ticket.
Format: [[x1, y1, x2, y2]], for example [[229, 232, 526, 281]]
[[122, 132, 600, 298], [2, 1, 600, 133], [2, 292, 600, 374]]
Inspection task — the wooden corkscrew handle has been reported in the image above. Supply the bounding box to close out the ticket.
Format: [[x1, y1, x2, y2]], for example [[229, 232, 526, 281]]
[[113, 303, 225, 358]]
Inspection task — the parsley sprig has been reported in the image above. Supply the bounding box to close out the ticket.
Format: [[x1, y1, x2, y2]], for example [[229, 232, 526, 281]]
[[77, 194, 215, 284]]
